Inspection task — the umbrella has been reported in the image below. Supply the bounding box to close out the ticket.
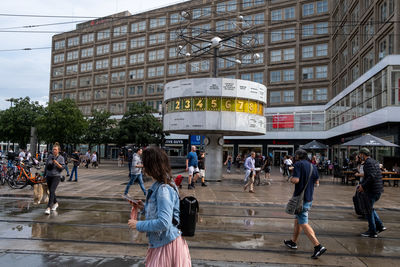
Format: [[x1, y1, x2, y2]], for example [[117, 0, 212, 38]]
[[301, 140, 328, 150], [341, 134, 399, 147]]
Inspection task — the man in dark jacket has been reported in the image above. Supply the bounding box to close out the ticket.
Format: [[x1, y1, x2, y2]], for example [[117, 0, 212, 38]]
[[357, 147, 386, 238]]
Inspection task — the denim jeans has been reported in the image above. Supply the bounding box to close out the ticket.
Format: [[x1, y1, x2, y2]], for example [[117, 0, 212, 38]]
[[69, 165, 78, 181], [125, 173, 146, 195], [64, 164, 70, 176], [367, 193, 383, 233]]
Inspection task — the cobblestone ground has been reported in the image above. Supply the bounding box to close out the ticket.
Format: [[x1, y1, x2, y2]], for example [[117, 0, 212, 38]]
[[0, 161, 399, 266]]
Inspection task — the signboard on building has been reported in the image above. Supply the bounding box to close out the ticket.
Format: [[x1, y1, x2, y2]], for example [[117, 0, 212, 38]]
[[272, 114, 294, 129], [190, 135, 204, 145]]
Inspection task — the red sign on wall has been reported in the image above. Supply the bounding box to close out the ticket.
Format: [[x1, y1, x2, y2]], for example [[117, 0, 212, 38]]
[[272, 114, 294, 129]]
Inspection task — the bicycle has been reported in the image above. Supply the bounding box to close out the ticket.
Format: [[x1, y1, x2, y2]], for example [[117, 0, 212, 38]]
[[9, 160, 46, 189]]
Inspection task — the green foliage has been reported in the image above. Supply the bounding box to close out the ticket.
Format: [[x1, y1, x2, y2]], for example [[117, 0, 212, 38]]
[[85, 109, 116, 148], [0, 97, 44, 148], [116, 102, 164, 146], [36, 99, 87, 145]]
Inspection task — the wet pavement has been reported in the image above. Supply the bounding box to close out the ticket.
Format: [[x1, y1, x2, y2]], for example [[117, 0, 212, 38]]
[[1, 162, 400, 266]]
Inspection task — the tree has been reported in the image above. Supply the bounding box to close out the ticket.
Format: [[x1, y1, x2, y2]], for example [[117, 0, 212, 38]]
[[116, 102, 164, 146], [0, 97, 44, 148], [36, 99, 87, 146], [85, 109, 116, 153]]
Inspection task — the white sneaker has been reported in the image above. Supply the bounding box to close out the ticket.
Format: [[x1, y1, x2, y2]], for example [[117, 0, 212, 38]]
[[45, 208, 51, 215], [51, 203, 59, 211]]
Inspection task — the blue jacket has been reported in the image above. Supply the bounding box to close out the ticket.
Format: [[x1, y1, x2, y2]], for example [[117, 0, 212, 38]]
[[136, 181, 180, 248]]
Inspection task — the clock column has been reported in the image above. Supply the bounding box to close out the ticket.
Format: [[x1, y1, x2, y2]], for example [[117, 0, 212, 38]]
[[204, 134, 223, 181]]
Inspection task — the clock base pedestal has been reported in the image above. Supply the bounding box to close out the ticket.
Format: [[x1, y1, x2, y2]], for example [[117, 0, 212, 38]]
[[204, 134, 223, 181]]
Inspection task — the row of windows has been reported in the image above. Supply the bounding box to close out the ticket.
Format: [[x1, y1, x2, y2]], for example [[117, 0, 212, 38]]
[[270, 88, 328, 104]]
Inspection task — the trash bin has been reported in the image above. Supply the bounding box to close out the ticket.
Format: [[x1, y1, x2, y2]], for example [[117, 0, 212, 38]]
[[179, 196, 199, 237]]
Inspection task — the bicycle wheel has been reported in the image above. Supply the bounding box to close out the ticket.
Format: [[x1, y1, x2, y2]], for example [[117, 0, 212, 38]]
[[9, 170, 28, 189]]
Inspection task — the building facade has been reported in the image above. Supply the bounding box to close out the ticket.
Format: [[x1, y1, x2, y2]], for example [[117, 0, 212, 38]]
[[49, 0, 400, 164]]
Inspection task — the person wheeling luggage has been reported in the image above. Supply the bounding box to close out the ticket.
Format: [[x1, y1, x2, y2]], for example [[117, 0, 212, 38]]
[[186, 146, 200, 190], [128, 146, 192, 266]]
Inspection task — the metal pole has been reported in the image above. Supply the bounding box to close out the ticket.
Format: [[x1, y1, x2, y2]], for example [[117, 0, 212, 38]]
[[213, 47, 218, 78]]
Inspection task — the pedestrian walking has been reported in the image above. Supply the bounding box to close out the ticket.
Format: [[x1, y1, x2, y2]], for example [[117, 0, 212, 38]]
[[118, 149, 124, 167], [91, 151, 98, 168], [284, 149, 326, 259], [198, 152, 207, 187], [61, 150, 70, 177], [85, 150, 91, 168], [357, 148, 386, 238], [224, 155, 232, 173], [243, 152, 256, 193], [68, 149, 80, 182], [186, 146, 200, 190], [262, 156, 271, 182], [127, 146, 192, 266], [44, 144, 65, 215], [124, 148, 146, 196]]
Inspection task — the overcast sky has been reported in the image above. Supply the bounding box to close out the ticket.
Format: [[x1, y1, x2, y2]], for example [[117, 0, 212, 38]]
[[0, 0, 185, 110]]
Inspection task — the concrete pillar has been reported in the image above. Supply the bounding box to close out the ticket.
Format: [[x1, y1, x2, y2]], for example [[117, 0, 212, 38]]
[[205, 134, 223, 181], [30, 127, 37, 157]]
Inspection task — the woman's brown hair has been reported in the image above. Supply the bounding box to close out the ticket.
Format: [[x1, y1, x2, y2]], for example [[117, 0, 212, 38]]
[[142, 146, 173, 185]]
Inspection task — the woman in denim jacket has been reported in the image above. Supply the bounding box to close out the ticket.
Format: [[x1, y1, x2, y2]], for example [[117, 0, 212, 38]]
[[128, 146, 191, 266]]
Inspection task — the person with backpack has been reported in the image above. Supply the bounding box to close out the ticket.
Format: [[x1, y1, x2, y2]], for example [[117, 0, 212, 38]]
[[128, 146, 191, 266]]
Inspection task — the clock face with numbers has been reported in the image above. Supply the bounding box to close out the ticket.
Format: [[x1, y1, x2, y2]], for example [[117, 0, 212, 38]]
[[203, 137, 210, 146], [218, 137, 224, 146]]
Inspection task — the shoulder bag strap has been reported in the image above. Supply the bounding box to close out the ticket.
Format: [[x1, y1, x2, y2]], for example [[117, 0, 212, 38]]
[[300, 163, 314, 195]]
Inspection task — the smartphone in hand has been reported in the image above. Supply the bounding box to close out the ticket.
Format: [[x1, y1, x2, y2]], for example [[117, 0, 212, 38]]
[[122, 194, 138, 205]]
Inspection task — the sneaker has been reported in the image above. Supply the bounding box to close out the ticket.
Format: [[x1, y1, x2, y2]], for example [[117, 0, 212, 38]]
[[188, 185, 194, 190], [191, 182, 195, 188], [377, 226, 387, 233], [284, 240, 297, 249], [361, 231, 378, 238], [201, 182, 207, 187], [44, 208, 51, 215], [311, 245, 327, 259], [51, 202, 59, 211]]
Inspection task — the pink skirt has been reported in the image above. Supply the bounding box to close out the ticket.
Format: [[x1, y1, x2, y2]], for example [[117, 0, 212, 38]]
[[145, 236, 191, 267]]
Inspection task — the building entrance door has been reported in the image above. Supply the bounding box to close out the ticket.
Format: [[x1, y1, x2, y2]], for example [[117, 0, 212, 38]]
[[273, 150, 288, 166]]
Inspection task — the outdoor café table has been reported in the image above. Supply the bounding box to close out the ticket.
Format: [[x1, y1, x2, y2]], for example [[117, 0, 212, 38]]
[[342, 171, 356, 184], [382, 171, 399, 187]]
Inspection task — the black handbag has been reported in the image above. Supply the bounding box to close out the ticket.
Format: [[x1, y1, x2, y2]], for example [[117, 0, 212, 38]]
[[285, 163, 313, 215]]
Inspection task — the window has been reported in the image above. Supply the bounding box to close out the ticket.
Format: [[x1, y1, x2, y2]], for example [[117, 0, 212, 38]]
[[351, 64, 359, 82], [64, 92, 76, 100], [113, 25, 127, 36], [54, 40, 65, 50], [129, 69, 144, 80], [283, 90, 294, 102], [113, 41, 127, 52], [242, 0, 263, 9], [271, 30, 282, 42], [283, 48, 295, 61], [243, 13, 264, 27], [192, 6, 211, 19], [363, 16, 374, 42], [67, 36, 79, 47], [54, 53, 64, 63], [285, 7, 295, 20], [316, 44, 328, 56], [149, 16, 166, 29], [302, 46, 313, 58], [217, 0, 237, 13], [147, 66, 164, 77], [110, 88, 124, 98], [191, 24, 210, 36], [131, 21, 146, 32], [302, 3, 314, 16], [191, 60, 210, 72], [351, 35, 359, 56], [216, 20, 236, 31], [81, 47, 93, 58], [283, 28, 295, 40], [147, 83, 163, 94], [79, 91, 91, 102], [95, 74, 108, 85], [302, 67, 313, 80], [80, 62, 93, 72], [283, 69, 295, 81], [66, 64, 78, 75], [168, 63, 186, 75], [52, 67, 64, 77], [97, 44, 110, 55], [362, 49, 374, 72], [302, 24, 314, 37], [253, 72, 263, 84], [316, 66, 328, 79], [96, 59, 109, 69], [243, 33, 264, 45], [170, 13, 183, 24], [130, 52, 145, 64], [82, 33, 94, 44], [65, 78, 77, 89], [111, 71, 126, 83], [316, 22, 328, 34], [317, 0, 328, 13], [315, 88, 328, 100], [97, 29, 110, 40], [94, 89, 108, 100], [130, 36, 145, 48], [170, 29, 187, 41], [128, 85, 144, 96], [270, 71, 281, 83], [79, 76, 92, 87], [67, 50, 79, 61], [148, 49, 165, 61], [51, 94, 62, 103], [110, 103, 124, 114], [270, 91, 281, 103], [93, 104, 107, 112], [149, 33, 166, 45], [52, 81, 63, 90], [302, 89, 314, 101], [271, 10, 282, 21], [169, 46, 186, 58]]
